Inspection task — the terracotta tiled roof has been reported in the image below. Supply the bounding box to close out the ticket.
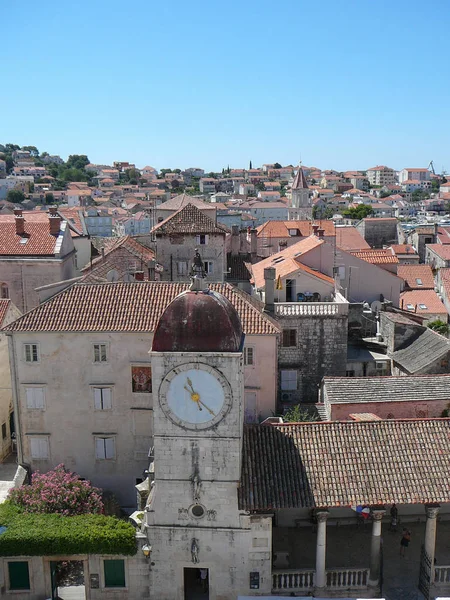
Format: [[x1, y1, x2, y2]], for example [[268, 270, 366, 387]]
[[257, 220, 335, 238], [400, 289, 448, 316], [334, 227, 370, 251], [226, 253, 252, 282], [4, 281, 280, 335], [0, 214, 63, 255], [239, 419, 450, 510], [389, 244, 417, 255], [427, 244, 450, 260], [350, 249, 399, 265], [0, 299, 10, 326], [81, 236, 156, 282], [397, 265, 435, 289], [251, 236, 325, 289], [157, 193, 215, 212], [152, 204, 228, 235]]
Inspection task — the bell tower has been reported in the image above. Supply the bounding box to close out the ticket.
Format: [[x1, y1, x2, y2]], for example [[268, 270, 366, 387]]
[[143, 259, 272, 599], [291, 163, 312, 220]]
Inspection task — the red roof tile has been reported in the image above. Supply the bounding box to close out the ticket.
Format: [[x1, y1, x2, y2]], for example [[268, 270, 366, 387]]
[[239, 419, 450, 509], [4, 282, 280, 335], [397, 265, 435, 289], [152, 204, 228, 235], [0, 214, 62, 255], [0, 299, 10, 326], [400, 289, 448, 316]]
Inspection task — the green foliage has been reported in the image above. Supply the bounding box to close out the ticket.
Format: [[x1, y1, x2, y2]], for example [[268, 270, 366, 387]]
[[412, 189, 429, 202], [6, 189, 25, 204], [283, 405, 319, 422], [343, 204, 374, 220], [431, 179, 441, 193], [66, 155, 90, 170], [0, 502, 137, 557], [21, 145, 39, 157], [273, 162, 282, 169], [427, 319, 449, 335], [313, 205, 335, 220], [45, 193, 55, 204]]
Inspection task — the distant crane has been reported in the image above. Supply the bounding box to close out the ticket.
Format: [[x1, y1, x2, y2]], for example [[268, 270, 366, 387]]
[[428, 160, 436, 175]]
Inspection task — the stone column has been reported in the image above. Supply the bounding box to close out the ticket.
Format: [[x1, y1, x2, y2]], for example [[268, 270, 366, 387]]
[[425, 504, 440, 583], [368, 508, 386, 588], [315, 510, 329, 590]]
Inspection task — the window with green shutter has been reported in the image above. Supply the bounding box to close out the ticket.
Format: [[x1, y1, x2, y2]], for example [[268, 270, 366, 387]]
[[104, 559, 125, 587], [8, 561, 30, 590]]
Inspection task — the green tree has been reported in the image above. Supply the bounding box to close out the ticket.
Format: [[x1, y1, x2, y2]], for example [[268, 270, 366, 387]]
[[431, 179, 441, 193], [21, 145, 39, 157], [273, 162, 282, 169], [379, 190, 390, 198], [343, 204, 374, 220], [6, 189, 25, 204], [66, 155, 90, 170], [45, 193, 55, 204], [282, 405, 319, 422], [427, 319, 449, 335], [249, 160, 252, 170], [412, 189, 429, 202]]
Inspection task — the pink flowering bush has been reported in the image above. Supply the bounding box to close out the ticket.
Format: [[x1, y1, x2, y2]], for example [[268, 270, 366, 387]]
[[8, 464, 103, 516]]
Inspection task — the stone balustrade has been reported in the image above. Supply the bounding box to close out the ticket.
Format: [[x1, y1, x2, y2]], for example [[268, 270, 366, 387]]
[[272, 569, 315, 592], [326, 568, 369, 588], [272, 567, 369, 592], [274, 301, 348, 317], [435, 565, 450, 585]]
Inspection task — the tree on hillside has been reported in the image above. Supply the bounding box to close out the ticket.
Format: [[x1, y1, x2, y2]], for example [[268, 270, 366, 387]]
[[21, 145, 39, 157], [66, 155, 90, 170], [273, 162, 282, 169], [45, 193, 55, 204], [8, 464, 103, 516], [249, 160, 252, 170], [6, 189, 25, 204], [343, 204, 374, 220]]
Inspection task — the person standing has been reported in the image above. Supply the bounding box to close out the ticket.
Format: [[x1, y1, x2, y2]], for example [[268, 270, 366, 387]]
[[390, 503, 398, 531], [400, 528, 411, 556], [199, 568, 208, 592]]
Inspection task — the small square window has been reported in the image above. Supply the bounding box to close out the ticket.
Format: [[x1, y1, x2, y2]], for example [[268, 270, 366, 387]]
[[196, 234, 208, 245], [30, 436, 49, 459], [8, 561, 30, 591], [204, 261, 214, 274], [281, 370, 297, 391], [406, 303, 414, 311], [244, 347, 254, 366], [104, 559, 125, 588], [93, 343, 108, 363], [24, 343, 39, 362], [93, 387, 112, 410], [95, 436, 115, 460], [282, 329, 297, 347], [25, 387, 45, 410], [416, 278, 423, 286], [419, 304, 428, 310]]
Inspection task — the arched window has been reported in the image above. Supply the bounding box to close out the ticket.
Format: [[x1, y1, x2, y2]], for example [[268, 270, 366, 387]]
[[0, 284, 9, 299]]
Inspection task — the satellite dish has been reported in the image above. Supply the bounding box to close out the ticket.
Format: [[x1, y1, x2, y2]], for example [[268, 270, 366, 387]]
[[123, 271, 134, 282], [371, 300, 382, 313], [106, 269, 119, 282]]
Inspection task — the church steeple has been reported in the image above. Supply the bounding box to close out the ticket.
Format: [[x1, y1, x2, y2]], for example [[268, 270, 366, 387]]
[[291, 163, 312, 219]]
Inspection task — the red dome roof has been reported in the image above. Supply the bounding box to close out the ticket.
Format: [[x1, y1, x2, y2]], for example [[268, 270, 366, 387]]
[[152, 289, 243, 352]]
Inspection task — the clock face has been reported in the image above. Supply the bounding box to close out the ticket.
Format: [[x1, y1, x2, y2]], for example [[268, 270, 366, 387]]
[[159, 363, 232, 430]]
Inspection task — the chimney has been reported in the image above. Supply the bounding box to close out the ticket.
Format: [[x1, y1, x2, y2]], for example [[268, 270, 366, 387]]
[[312, 224, 319, 235], [264, 267, 276, 313], [317, 227, 325, 237], [14, 208, 25, 236], [250, 228, 257, 258], [134, 271, 145, 281], [49, 213, 62, 235], [148, 259, 156, 281], [231, 225, 240, 256]]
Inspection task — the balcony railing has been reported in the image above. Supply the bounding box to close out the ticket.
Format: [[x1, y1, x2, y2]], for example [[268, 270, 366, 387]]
[[272, 569, 315, 592], [435, 565, 450, 585], [272, 567, 369, 592], [274, 301, 348, 317], [327, 568, 369, 588]]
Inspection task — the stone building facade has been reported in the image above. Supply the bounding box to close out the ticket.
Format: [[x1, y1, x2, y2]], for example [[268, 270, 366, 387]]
[[0, 209, 76, 312], [152, 203, 228, 282], [356, 217, 398, 248]]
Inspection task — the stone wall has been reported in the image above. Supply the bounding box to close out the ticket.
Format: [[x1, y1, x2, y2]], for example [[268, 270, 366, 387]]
[[328, 398, 450, 420], [278, 312, 348, 405], [379, 312, 424, 353], [155, 232, 226, 282], [356, 219, 398, 247]]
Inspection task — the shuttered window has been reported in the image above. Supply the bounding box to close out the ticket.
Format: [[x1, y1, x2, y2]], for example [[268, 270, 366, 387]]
[[282, 329, 297, 347], [25, 387, 45, 409], [30, 437, 49, 459], [8, 561, 30, 590], [95, 437, 115, 460], [104, 559, 125, 587], [93, 388, 112, 410]]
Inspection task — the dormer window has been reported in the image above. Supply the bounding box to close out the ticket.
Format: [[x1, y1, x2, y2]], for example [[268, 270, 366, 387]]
[[288, 229, 298, 236], [415, 278, 423, 286]]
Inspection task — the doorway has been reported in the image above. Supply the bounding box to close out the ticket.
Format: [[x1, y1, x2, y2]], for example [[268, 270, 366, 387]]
[[184, 567, 209, 600], [286, 279, 295, 302], [50, 561, 86, 600]]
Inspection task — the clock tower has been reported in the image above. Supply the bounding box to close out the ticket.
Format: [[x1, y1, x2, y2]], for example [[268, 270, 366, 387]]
[[144, 260, 272, 599]]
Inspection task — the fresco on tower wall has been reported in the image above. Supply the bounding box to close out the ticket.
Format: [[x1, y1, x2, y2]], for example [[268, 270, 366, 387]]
[[131, 366, 152, 393]]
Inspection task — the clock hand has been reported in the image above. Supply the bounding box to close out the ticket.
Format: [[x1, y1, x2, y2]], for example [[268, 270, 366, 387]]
[[198, 399, 215, 416], [184, 385, 203, 410], [186, 377, 196, 394]]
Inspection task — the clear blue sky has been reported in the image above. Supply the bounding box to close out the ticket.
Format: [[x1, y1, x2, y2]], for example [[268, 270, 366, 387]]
[[3, 0, 450, 172]]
